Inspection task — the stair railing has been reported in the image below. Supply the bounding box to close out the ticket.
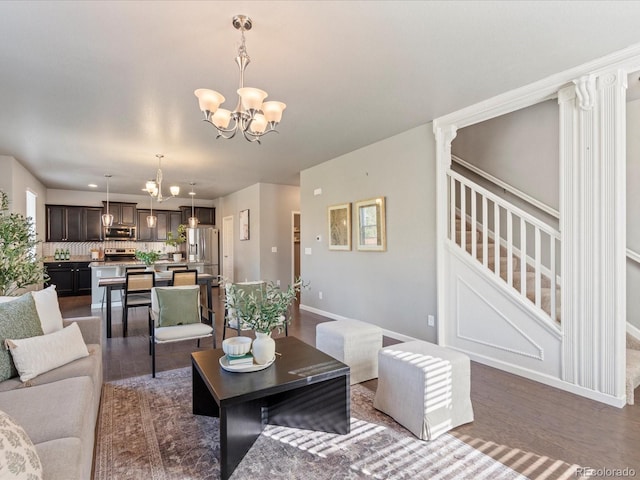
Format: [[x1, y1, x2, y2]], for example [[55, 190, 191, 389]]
[[448, 169, 561, 323]]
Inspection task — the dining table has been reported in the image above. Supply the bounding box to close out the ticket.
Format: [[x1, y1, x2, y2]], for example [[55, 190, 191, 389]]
[[98, 272, 217, 338]]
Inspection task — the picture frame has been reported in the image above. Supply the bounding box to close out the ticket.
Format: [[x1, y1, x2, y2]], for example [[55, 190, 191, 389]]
[[328, 203, 351, 251], [239, 209, 250, 241], [355, 197, 386, 251]]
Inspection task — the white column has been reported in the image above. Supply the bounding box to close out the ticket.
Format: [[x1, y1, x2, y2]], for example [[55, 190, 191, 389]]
[[558, 70, 626, 400], [434, 123, 457, 345]]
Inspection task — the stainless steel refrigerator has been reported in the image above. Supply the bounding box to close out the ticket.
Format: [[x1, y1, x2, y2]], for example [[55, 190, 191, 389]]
[[186, 227, 219, 277]]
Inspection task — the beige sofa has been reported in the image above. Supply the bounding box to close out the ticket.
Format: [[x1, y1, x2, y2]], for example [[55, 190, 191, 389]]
[[0, 314, 102, 480]]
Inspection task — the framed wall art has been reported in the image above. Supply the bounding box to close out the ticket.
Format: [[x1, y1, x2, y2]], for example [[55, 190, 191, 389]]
[[239, 209, 250, 241], [328, 203, 351, 251], [355, 197, 386, 251]]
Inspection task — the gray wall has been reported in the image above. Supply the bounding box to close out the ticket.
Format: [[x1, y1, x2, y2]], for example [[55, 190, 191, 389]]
[[300, 124, 438, 341], [259, 183, 300, 287], [452, 100, 560, 210], [219, 183, 300, 284]]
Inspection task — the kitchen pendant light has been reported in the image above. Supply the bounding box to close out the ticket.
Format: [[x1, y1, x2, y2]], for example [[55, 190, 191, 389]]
[[194, 15, 286, 144], [188, 183, 199, 228], [147, 195, 157, 228], [102, 174, 114, 227]]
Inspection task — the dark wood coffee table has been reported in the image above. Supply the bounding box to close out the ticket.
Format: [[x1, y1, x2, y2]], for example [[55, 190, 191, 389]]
[[191, 336, 350, 480]]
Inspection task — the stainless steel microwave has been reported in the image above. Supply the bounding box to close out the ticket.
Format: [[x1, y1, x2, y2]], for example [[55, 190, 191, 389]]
[[104, 226, 136, 241]]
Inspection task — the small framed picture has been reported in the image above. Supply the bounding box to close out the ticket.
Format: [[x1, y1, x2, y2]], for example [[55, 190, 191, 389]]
[[239, 209, 250, 241], [328, 203, 351, 251], [355, 197, 386, 251]]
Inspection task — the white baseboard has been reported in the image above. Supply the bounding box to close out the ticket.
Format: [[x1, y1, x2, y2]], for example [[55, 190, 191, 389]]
[[299, 304, 417, 343], [448, 345, 626, 408]]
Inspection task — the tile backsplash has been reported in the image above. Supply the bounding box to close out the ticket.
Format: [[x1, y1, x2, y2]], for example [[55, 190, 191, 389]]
[[43, 241, 181, 257]]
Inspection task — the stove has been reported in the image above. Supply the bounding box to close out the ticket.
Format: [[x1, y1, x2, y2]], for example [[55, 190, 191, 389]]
[[104, 247, 137, 262]]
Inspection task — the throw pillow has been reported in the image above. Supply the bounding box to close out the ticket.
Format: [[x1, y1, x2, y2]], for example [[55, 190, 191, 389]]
[[5, 322, 89, 383], [0, 409, 43, 479], [0, 295, 43, 382], [30, 285, 64, 334], [156, 287, 200, 327]]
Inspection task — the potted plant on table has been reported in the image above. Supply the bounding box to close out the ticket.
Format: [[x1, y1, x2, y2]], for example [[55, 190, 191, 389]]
[[165, 224, 186, 262], [223, 278, 306, 365], [135, 250, 161, 269], [0, 191, 48, 295]]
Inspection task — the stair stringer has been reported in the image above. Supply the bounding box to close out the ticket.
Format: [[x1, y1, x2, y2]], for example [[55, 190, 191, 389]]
[[444, 243, 563, 379]]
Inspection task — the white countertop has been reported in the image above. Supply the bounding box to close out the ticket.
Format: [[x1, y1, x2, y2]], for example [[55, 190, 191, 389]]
[[90, 260, 205, 268]]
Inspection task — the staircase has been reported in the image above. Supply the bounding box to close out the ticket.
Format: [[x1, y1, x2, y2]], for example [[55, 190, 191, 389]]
[[448, 169, 561, 327]]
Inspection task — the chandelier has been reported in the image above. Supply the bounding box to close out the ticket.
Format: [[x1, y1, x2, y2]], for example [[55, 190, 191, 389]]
[[194, 15, 286, 144], [145, 154, 179, 203], [188, 183, 199, 228]]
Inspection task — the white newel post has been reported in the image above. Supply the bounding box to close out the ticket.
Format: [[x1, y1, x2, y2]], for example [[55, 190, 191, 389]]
[[434, 123, 457, 345], [558, 71, 627, 402]]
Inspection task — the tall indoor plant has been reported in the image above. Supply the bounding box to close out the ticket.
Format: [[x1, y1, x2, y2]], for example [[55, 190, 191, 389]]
[[0, 191, 48, 296]]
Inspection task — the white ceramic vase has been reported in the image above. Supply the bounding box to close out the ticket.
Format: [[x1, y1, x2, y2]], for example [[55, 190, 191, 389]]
[[252, 332, 275, 365], [173, 253, 182, 262]]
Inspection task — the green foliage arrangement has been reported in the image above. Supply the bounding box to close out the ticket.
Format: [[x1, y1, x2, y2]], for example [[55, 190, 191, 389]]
[[135, 250, 161, 266], [165, 224, 187, 248], [0, 191, 48, 296], [223, 278, 307, 334]]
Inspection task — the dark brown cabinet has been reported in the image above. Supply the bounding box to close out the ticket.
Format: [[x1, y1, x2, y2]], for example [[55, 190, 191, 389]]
[[102, 202, 137, 227], [47, 205, 104, 242], [46, 205, 87, 242], [180, 206, 215, 226], [137, 210, 178, 241], [45, 262, 91, 297]]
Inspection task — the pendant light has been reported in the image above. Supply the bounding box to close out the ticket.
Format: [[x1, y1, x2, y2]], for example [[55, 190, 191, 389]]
[[147, 194, 157, 228], [102, 174, 114, 227], [188, 182, 199, 228]]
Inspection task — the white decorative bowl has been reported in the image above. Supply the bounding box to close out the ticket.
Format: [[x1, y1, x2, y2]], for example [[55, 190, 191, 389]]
[[222, 336, 252, 357]]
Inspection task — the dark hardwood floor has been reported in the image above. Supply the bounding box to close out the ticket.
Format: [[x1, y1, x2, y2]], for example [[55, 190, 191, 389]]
[[60, 291, 640, 479]]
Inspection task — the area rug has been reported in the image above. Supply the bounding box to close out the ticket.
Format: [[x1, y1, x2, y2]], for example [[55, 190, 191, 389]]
[[94, 368, 574, 479]]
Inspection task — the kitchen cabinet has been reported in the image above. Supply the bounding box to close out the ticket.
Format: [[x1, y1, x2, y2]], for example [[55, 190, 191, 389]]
[[46, 205, 104, 242], [137, 209, 171, 241], [180, 206, 215, 225], [46, 205, 83, 242], [84, 207, 104, 241], [103, 202, 137, 226], [45, 262, 91, 296]]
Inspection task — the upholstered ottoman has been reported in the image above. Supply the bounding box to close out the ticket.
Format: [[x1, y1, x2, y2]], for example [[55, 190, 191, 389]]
[[316, 319, 383, 384], [373, 340, 474, 440]]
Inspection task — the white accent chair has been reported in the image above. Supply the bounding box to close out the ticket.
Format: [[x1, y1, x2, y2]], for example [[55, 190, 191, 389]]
[[315, 319, 383, 384], [148, 285, 214, 378], [374, 340, 474, 440]]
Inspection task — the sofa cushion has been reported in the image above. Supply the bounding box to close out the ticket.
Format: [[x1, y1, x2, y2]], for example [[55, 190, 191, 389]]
[[0, 294, 43, 382], [6, 322, 89, 382], [30, 286, 64, 334], [34, 438, 83, 480], [0, 377, 94, 445], [0, 409, 43, 479]]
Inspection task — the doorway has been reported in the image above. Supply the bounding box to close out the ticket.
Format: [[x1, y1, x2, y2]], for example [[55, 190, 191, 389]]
[[222, 215, 234, 283]]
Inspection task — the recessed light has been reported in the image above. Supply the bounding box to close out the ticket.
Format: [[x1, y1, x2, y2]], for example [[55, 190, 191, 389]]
[[88, 184, 98, 188]]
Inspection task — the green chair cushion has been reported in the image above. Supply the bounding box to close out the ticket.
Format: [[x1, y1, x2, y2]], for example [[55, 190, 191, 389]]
[[156, 287, 200, 327], [0, 293, 44, 381]]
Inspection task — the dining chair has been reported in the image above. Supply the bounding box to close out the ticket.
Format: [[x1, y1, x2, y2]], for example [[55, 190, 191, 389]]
[[123, 270, 155, 337], [148, 285, 215, 377], [101, 265, 147, 310], [171, 269, 198, 286], [167, 264, 188, 271]]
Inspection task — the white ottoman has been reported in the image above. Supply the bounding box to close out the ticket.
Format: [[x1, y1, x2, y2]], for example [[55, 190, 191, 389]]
[[373, 340, 474, 440], [316, 319, 383, 384]]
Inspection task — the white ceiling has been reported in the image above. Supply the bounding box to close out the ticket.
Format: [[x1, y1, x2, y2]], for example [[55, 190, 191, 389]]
[[2, 1, 640, 200]]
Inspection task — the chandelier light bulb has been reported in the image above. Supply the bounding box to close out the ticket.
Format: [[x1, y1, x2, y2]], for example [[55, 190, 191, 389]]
[[194, 15, 286, 144]]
